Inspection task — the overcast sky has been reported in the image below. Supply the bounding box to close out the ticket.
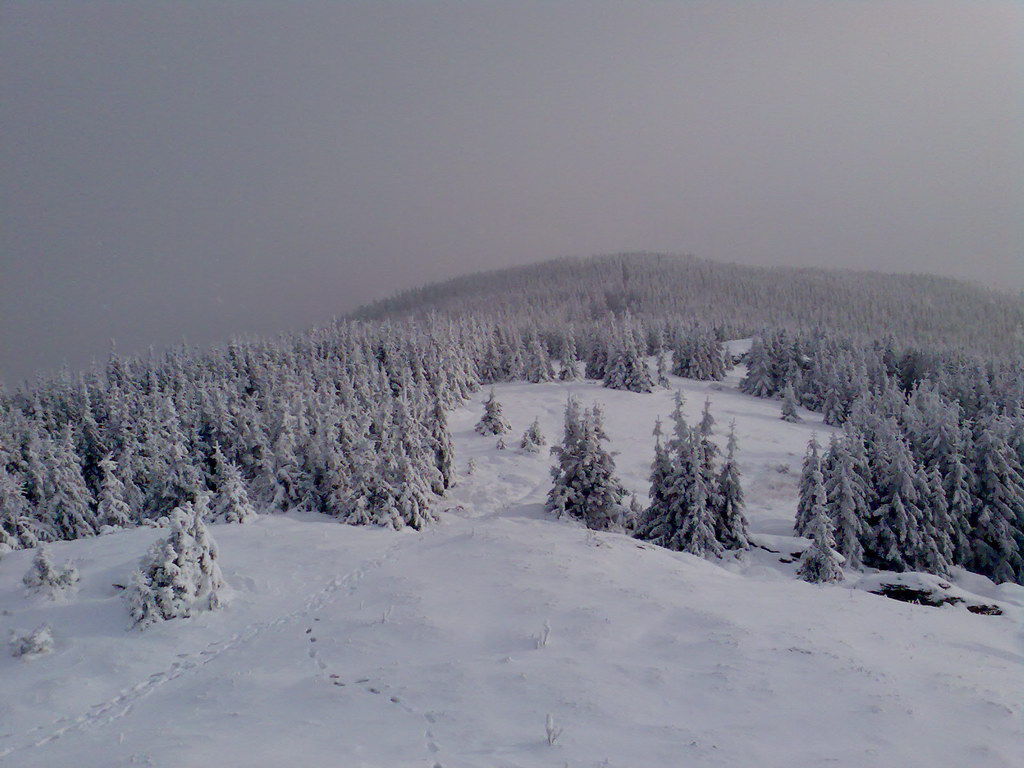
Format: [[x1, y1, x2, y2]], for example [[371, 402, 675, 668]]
[[2, 1, 1021, 384]]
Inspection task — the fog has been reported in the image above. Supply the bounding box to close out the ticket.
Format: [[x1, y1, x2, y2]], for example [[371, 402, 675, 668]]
[[2, 1, 1021, 384]]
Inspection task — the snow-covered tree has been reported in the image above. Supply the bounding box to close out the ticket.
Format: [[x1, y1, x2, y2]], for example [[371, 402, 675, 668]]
[[45, 425, 96, 540], [798, 506, 844, 584], [212, 444, 257, 524], [739, 337, 774, 398], [428, 398, 456, 493], [519, 417, 546, 454], [126, 499, 225, 629], [780, 383, 802, 423], [715, 423, 750, 550], [969, 420, 1024, 583], [546, 403, 627, 531], [10, 624, 55, 658], [823, 440, 866, 570], [558, 332, 582, 381], [475, 389, 511, 436], [23, 546, 79, 598], [678, 439, 723, 558], [603, 332, 655, 393], [794, 436, 822, 537], [96, 455, 134, 529]]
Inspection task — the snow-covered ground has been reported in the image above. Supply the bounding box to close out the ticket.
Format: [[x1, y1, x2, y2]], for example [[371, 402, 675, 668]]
[[2, 364, 1022, 767]]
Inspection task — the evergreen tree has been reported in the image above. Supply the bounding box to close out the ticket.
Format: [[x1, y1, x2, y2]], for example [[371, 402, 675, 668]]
[[969, 421, 1024, 583], [798, 506, 845, 584], [212, 444, 257, 524], [699, 397, 715, 437], [126, 500, 225, 628], [866, 434, 926, 573], [715, 423, 750, 550], [0, 465, 31, 551], [558, 332, 581, 381], [475, 389, 511, 436], [45, 425, 96, 540], [428, 398, 456, 493], [678, 439, 723, 558], [780, 383, 802, 423], [603, 333, 655, 393], [739, 337, 774, 398], [96, 455, 134, 529], [823, 441, 866, 570], [794, 436, 822, 537], [519, 418, 546, 454], [546, 404, 627, 530], [23, 546, 79, 597]]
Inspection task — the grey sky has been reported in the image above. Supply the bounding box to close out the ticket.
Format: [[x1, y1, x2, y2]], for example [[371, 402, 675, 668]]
[[2, 1, 1021, 384]]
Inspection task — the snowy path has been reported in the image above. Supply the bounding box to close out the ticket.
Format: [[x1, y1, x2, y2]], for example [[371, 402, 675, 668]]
[[1, 373, 1022, 767]]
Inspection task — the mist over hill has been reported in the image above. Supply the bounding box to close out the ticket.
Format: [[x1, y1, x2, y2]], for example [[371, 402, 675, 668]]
[[353, 253, 1024, 355]]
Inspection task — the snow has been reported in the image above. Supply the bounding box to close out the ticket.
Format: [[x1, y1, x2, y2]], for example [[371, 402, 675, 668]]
[[1, 366, 1022, 767]]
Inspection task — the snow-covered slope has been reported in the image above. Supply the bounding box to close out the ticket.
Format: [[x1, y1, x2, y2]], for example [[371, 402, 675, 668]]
[[2, 367, 1022, 768]]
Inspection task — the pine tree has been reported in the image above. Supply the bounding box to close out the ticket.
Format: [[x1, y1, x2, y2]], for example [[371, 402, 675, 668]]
[[780, 383, 802, 423], [0, 465, 31, 551], [95, 455, 134, 529], [45, 425, 97, 540], [969, 421, 1024, 583], [798, 506, 844, 584], [428, 398, 456, 492], [678, 439, 723, 558], [715, 423, 750, 550], [524, 333, 555, 383], [475, 389, 511, 436], [603, 333, 655, 393], [739, 337, 774, 398], [636, 416, 687, 548], [519, 418, 546, 454], [823, 441, 866, 570], [866, 434, 926, 573], [546, 404, 627, 530], [212, 444, 257, 524], [794, 435, 822, 537], [558, 332, 582, 381], [699, 397, 715, 437], [126, 499, 225, 628], [23, 546, 79, 597]]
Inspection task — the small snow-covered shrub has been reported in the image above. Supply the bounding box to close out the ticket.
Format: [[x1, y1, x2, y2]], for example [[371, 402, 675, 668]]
[[23, 547, 79, 598], [533, 620, 551, 649], [10, 624, 54, 658], [545, 714, 563, 745]]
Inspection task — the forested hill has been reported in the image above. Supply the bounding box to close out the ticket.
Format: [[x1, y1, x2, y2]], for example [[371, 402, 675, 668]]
[[352, 253, 1024, 355]]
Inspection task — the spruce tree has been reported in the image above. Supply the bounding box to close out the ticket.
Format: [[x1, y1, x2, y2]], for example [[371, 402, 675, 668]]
[[794, 435, 822, 537], [23, 546, 79, 597], [798, 506, 844, 584], [823, 441, 866, 570], [715, 423, 750, 550], [780, 383, 802, 423], [558, 332, 582, 381], [428, 398, 456, 493], [212, 444, 257, 524], [546, 404, 627, 530], [969, 421, 1024, 583], [45, 425, 96, 540], [126, 499, 225, 628], [519, 418, 546, 454], [475, 389, 511, 436], [96, 455, 134, 529], [739, 337, 774, 398], [678, 439, 723, 558]]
